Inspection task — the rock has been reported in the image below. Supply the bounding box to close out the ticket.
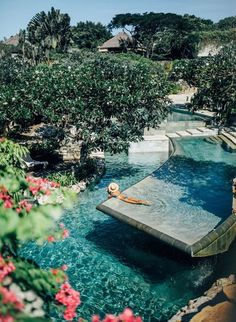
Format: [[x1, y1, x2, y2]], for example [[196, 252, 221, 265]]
[[70, 184, 81, 194], [78, 181, 86, 191], [205, 285, 223, 298], [168, 275, 236, 322], [228, 274, 235, 284], [215, 276, 235, 287], [223, 284, 236, 301], [190, 301, 236, 322]]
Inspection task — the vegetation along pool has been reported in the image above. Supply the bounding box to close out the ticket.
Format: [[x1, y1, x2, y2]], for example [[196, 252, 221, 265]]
[[21, 137, 236, 322]]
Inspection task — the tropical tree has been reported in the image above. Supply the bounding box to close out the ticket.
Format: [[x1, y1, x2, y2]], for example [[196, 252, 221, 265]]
[[17, 7, 71, 64], [71, 21, 112, 50], [191, 44, 236, 125], [0, 54, 170, 155], [109, 12, 213, 59], [216, 16, 236, 29]]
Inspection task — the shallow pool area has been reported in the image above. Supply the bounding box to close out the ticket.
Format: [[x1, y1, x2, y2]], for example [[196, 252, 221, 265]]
[[21, 138, 236, 322]]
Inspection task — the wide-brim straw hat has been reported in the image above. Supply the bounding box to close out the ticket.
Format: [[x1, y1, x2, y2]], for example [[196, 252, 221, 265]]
[[108, 182, 119, 193]]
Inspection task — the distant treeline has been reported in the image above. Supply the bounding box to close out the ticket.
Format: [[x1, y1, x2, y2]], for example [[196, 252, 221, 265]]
[[1, 8, 236, 61]]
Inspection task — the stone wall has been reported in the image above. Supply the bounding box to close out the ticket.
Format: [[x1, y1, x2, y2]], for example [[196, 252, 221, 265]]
[[57, 141, 83, 162]]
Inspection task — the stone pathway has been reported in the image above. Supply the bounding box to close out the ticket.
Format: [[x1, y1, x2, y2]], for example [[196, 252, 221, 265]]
[[167, 127, 218, 138]]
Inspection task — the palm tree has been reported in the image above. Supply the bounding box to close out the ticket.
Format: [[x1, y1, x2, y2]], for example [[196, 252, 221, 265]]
[[27, 7, 71, 54]]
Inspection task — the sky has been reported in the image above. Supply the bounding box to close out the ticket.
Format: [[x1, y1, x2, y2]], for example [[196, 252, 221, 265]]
[[0, 0, 236, 40]]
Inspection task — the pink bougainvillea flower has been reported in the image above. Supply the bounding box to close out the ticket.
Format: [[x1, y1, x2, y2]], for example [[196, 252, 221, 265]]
[[0, 137, 6, 143], [51, 268, 60, 276], [62, 229, 70, 239], [103, 314, 118, 322], [47, 236, 56, 243], [29, 186, 39, 196], [92, 316, 101, 322], [61, 264, 68, 271], [55, 283, 81, 321], [0, 286, 24, 310], [118, 309, 142, 322], [63, 309, 77, 321], [59, 222, 65, 228], [0, 256, 15, 282], [0, 314, 14, 322], [3, 200, 13, 209], [19, 200, 32, 213], [92, 309, 143, 322], [44, 189, 51, 196]]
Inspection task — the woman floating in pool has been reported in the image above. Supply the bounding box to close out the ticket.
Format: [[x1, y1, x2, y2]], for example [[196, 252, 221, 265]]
[[107, 182, 151, 206]]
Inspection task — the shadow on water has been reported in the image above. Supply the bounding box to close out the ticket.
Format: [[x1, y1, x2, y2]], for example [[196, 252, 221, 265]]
[[154, 155, 236, 221], [86, 216, 213, 284]]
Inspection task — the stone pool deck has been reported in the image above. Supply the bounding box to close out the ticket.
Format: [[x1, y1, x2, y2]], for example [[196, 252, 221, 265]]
[[97, 172, 236, 257], [129, 127, 218, 153]]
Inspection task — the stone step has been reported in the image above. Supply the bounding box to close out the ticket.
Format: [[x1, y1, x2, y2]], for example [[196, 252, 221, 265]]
[[204, 136, 223, 145], [166, 133, 181, 138], [219, 134, 236, 152], [229, 131, 236, 139], [143, 135, 169, 141], [197, 127, 218, 135], [221, 131, 236, 145], [175, 130, 192, 137], [186, 129, 205, 136]]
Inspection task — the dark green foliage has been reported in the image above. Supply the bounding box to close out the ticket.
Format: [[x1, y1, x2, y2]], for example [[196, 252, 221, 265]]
[[0, 42, 20, 58], [27, 7, 71, 53], [0, 54, 170, 154], [0, 57, 30, 86], [109, 12, 214, 59], [46, 158, 97, 186], [0, 138, 29, 170], [17, 7, 71, 64], [170, 57, 210, 87], [71, 21, 112, 50], [11, 258, 62, 298], [196, 29, 236, 48], [191, 45, 236, 125], [216, 16, 236, 29]]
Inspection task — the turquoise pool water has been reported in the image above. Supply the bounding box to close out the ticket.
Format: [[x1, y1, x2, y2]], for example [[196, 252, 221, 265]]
[[167, 110, 205, 122], [21, 138, 236, 322]]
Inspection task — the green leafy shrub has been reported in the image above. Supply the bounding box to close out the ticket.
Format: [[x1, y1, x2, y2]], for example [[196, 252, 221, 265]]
[[0, 138, 29, 171], [0, 57, 30, 86], [170, 57, 210, 87], [191, 44, 236, 125], [46, 171, 78, 187], [0, 164, 78, 321], [0, 54, 170, 155]]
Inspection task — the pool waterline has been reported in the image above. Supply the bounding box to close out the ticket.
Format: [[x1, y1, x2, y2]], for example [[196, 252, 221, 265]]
[[21, 137, 236, 322]]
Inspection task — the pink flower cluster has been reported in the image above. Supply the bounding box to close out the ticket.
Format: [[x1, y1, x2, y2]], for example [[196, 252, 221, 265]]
[[16, 199, 32, 213], [47, 228, 70, 243], [0, 185, 33, 213], [26, 176, 60, 196], [0, 188, 13, 209], [55, 283, 81, 321], [0, 256, 15, 282], [0, 314, 14, 322], [92, 309, 142, 322], [0, 286, 24, 311]]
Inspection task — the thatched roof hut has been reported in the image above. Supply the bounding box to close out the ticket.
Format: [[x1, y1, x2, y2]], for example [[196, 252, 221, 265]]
[[98, 31, 143, 53], [3, 34, 20, 46]]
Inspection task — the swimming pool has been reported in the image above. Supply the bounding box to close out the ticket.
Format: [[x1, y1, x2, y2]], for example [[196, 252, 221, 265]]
[[21, 137, 236, 322]]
